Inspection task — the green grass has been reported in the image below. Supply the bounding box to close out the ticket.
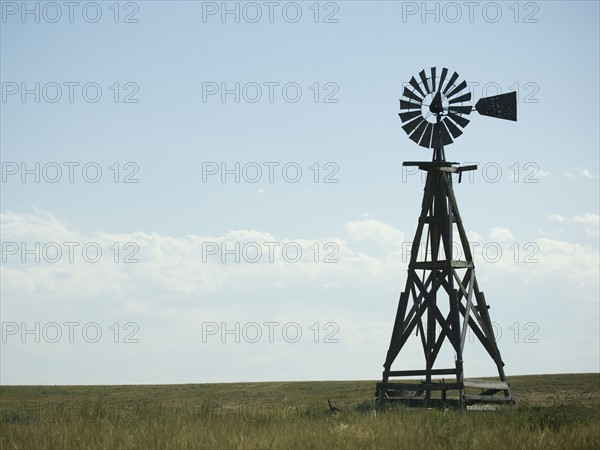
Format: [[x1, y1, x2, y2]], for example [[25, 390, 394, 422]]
[[1, 373, 598, 449]]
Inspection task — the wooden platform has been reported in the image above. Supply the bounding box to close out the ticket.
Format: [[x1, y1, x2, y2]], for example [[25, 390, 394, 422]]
[[376, 378, 513, 407]]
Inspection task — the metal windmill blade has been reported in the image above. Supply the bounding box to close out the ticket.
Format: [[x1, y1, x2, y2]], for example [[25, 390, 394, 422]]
[[399, 67, 473, 149]]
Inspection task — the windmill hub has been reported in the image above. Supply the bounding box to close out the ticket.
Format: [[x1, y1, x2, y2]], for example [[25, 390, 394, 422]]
[[428, 91, 446, 115], [376, 67, 517, 408], [423, 91, 448, 121]]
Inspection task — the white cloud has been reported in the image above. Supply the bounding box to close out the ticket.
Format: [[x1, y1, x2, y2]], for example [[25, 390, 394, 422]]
[[4, 211, 596, 302], [550, 213, 599, 236], [0, 212, 411, 308], [2, 209, 598, 385], [467, 230, 483, 242], [534, 238, 599, 287], [0, 208, 80, 242], [489, 227, 514, 242], [571, 213, 600, 226], [344, 219, 405, 245], [575, 167, 594, 179]]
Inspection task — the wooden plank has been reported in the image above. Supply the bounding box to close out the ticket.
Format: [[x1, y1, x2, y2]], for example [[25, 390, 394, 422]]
[[451, 269, 470, 297], [463, 394, 513, 402], [467, 405, 498, 411], [460, 268, 475, 352], [386, 269, 435, 367], [376, 383, 421, 395], [464, 380, 509, 390], [403, 161, 458, 168], [431, 312, 450, 363], [411, 275, 459, 354], [386, 290, 410, 357], [421, 383, 462, 391], [446, 177, 455, 260], [378, 382, 462, 392], [419, 172, 435, 226], [438, 166, 460, 173], [457, 301, 498, 360], [385, 282, 431, 368], [377, 385, 423, 398], [413, 260, 472, 270], [435, 173, 452, 262], [387, 368, 458, 377], [376, 383, 418, 390]]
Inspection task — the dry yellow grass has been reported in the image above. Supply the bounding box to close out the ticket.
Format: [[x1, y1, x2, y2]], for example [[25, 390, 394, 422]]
[[1, 373, 598, 449]]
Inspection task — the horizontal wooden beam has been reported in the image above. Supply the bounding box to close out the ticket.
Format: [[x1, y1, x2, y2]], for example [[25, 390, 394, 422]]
[[386, 368, 458, 377], [403, 161, 459, 168], [412, 260, 473, 270], [463, 380, 509, 390], [377, 382, 463, 392], [463, 394, 513, 402]]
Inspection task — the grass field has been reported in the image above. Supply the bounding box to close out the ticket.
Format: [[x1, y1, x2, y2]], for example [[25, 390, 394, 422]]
[[1, 373, 598, 449]]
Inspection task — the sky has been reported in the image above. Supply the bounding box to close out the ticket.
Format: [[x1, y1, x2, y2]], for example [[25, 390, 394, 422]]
[[0, 1, 598, 385]]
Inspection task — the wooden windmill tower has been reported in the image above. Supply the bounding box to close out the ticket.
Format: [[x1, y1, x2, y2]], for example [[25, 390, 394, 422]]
[[376, 67, 516, 407]]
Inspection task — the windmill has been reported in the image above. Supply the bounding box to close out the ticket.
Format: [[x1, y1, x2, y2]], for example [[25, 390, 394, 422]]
[[376, 67, 516, 407]]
